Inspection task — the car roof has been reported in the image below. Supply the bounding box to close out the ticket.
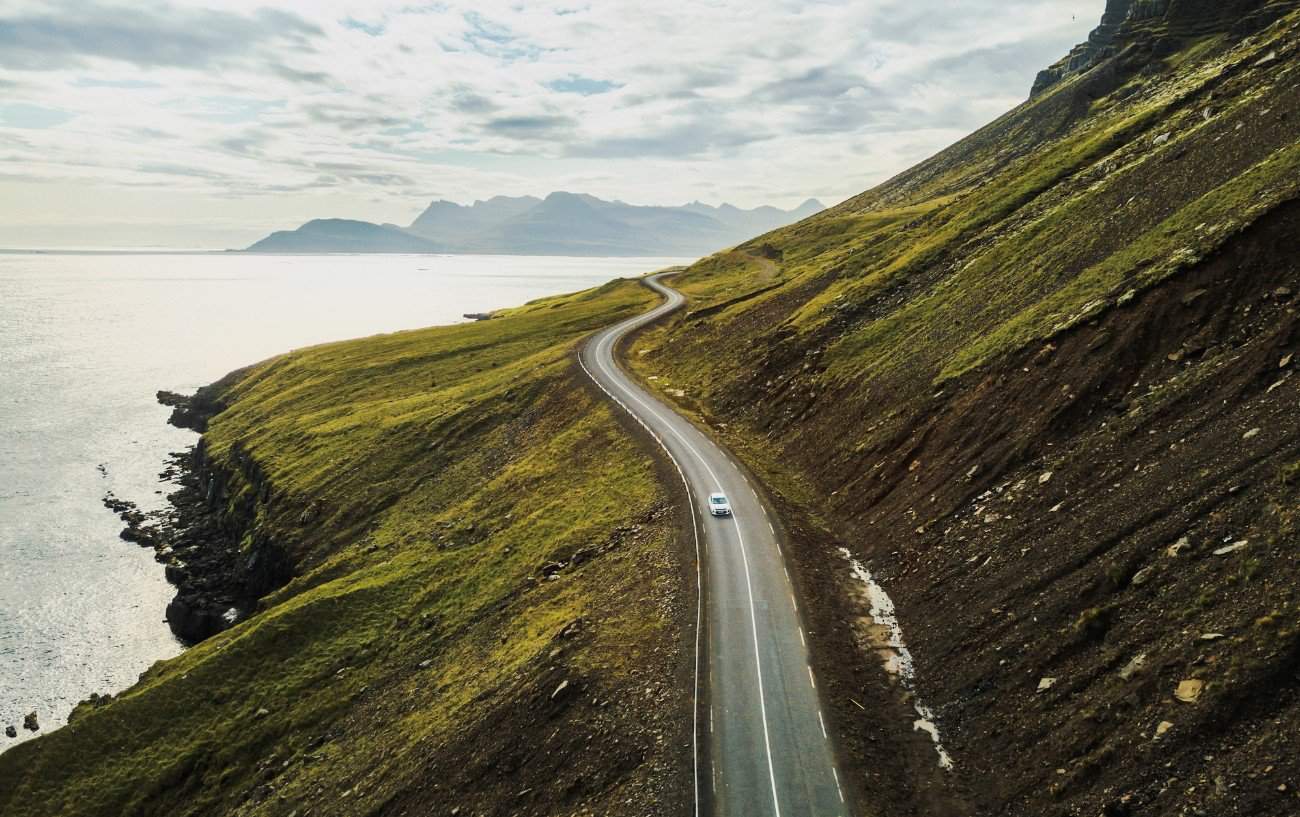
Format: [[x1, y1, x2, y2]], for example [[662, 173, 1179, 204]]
[[709, 493, 727, 500]]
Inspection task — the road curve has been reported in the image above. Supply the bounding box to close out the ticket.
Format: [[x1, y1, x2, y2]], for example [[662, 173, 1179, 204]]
[[579, 272, 848, 817]]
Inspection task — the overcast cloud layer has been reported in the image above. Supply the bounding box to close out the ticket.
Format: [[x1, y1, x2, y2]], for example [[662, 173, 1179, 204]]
[[0, 0, 1103, 248]]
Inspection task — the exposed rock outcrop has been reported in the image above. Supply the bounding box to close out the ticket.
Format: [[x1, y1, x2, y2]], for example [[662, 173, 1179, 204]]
[[158, 439, 295, 644], [1030, 0, 1292, 96], [98, 391, 299, 645]]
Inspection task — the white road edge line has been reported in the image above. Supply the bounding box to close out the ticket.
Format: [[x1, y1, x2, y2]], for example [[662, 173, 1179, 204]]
[[818, 710, 828, 739], [808, 666, 817, 689], [581, 275, 798, 817], [578, 320, 707, 817], [832, 767, 844, 803]]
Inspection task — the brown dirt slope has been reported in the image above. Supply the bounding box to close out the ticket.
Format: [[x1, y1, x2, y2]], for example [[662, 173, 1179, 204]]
[[629, 4, 1300, 816]]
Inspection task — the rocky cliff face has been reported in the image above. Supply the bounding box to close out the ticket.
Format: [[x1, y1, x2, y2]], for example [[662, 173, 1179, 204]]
[[159, 438, 295, 644], [1031, 0, 1294, 96], [110, 389, 296, 644]]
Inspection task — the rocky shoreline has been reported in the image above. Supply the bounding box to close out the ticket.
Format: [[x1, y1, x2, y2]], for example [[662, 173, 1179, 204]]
[[102, 389, 294, 645]]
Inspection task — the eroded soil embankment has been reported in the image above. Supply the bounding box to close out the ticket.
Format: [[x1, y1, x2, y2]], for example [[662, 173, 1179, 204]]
[[779, 200, 1299, 816]]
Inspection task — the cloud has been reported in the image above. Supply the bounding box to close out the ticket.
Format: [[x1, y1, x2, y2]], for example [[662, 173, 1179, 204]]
[[449, 89, 499, 114], [0, 0, 1108, 248], [548, 76, 621, 95], [751, 67, 872, 104], [483, 114, 577, 139], [0, 2, 322, 70], [0, 102, 75, 128], [566, 112, 771, 159]]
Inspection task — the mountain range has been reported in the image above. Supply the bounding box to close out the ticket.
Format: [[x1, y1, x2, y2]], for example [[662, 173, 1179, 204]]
[[243, 193, 824, 256]]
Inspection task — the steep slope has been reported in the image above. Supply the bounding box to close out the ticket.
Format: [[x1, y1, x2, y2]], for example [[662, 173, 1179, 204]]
[[629, 4, 1300, 816], [0, 279, 694, 817], [245, 219, 445, 254]]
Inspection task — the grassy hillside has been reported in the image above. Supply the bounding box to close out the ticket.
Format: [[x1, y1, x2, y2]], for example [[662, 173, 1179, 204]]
[[0, 279, 693, 817], [3, 4, 1296, 817], [631, 7, 1300, 816]]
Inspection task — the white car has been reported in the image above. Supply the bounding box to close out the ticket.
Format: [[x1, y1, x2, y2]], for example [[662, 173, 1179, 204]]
[[708, 492, 732, 517]]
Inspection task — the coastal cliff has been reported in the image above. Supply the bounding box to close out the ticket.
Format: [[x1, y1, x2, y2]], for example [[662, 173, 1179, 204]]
[[0, 279, 695, 817]]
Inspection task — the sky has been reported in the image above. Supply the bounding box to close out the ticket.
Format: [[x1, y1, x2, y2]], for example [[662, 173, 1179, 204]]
[[0, 0, 1105, 249]]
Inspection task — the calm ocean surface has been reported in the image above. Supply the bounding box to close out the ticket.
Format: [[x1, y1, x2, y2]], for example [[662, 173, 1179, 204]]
[[0, 252, 682, 750]]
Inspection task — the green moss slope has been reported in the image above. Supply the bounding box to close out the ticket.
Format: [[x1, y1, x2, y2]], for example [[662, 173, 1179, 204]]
[[0, 279, 691, 817]]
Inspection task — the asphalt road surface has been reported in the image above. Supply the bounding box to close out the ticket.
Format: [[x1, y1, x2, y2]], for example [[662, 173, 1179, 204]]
[[579, 272, 848, 817]]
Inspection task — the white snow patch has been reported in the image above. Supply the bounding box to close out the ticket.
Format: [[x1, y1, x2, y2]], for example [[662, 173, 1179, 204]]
[[839, 547, 955, 771], [912, 704, 956, 771]]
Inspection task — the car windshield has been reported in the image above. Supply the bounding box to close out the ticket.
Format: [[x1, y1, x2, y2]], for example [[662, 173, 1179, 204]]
[[711, 496, 727, 504]]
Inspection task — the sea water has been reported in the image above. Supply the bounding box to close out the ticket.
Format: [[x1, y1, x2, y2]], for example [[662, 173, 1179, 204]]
[[0, 252, 683, 749]]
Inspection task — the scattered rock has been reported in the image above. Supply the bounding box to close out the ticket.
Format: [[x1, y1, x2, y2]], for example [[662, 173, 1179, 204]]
[[1281, 354, 1294, 369], [551, 680, 571, 700], [1167, 536, 1191, 557], [1175, 679, 1205, 703], [1242, 427, 1261, 440], [1156, 720, 1174, 738], [1037, 677, 1057, 693], [22, 712, 38, 732], [1131, 566, 1156, 587], [1275, 286, 1294, 298], [1255, 50, 1277, 66], [4, 725, 15, 738], [1038, 471, 1053, 485], [1152, 132, 1172, 147], [1119, 653, 1147, 680], [418, 659, 433, 669], [558, 620, 582, 640], [1213, 540, 1248, 556], [254, 707, 271, 719], [1200, 633, 1226, 641]]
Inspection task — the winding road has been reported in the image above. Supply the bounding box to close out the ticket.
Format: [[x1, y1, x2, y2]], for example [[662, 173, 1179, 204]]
[[578, 273, 848, 817]]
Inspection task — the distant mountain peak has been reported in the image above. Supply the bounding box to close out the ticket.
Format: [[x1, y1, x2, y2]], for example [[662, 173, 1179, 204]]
[[247, 192, 825, 256]]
